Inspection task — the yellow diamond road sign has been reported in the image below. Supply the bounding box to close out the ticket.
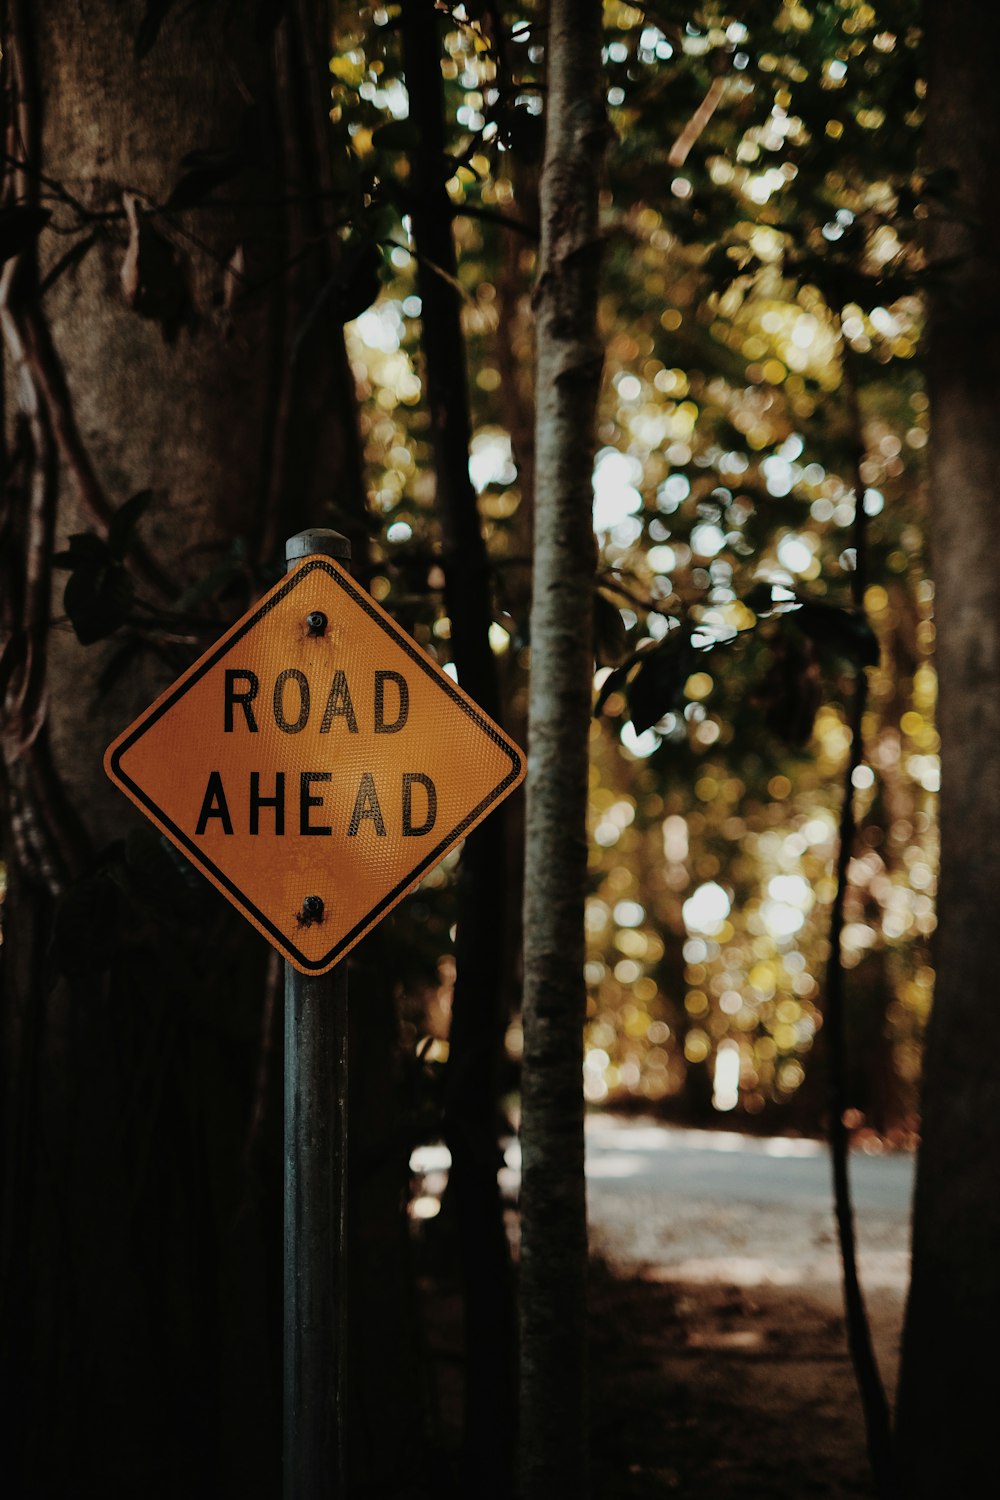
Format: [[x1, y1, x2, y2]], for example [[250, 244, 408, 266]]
[[105, 557, 525, 974]]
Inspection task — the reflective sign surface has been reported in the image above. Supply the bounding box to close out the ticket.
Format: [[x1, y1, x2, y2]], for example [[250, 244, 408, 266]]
[[105, 558, 524, 973]]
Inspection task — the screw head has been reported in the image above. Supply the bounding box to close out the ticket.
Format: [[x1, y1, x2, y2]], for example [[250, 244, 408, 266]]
[[306, 611, 328, 637], [302, 895, 324, 922]]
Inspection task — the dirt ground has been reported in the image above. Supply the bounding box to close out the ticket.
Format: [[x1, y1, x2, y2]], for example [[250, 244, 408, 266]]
[[422, 1261, 891, 1498], [588, 1262, 883, 1498]]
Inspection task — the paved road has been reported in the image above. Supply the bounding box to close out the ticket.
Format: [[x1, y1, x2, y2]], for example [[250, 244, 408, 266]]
[[579, 1114, 914, 1293], [571, 1111, 917, 1402], [584, 1114, 914, 1210], [416, 1113, 915, 1293], [416, 1110, 915, 1307]]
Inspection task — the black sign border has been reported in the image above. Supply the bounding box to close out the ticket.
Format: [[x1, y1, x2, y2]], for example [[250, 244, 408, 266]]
[[108, 558, 523, 971]]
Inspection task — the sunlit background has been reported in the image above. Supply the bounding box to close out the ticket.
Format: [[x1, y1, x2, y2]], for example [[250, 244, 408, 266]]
[[319, 2, 932, 1156]]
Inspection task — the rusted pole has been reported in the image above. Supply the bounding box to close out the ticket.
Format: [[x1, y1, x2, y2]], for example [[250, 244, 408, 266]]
[[283, 527, 351, 1499]]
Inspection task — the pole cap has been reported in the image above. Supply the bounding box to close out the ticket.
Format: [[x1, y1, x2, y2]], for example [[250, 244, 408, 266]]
[[285, 528, 352, 566]]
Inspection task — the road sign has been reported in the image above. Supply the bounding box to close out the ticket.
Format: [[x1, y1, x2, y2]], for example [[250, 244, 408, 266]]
[[105, 556, 525, 974]]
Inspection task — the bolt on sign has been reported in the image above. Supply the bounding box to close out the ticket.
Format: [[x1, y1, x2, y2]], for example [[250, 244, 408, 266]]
[[105, 558, 525, 974]]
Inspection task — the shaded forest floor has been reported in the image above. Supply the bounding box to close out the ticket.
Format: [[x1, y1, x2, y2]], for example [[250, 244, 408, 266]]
[[587, 1261, 880, 1498], [422, 1260, 884, 1498]]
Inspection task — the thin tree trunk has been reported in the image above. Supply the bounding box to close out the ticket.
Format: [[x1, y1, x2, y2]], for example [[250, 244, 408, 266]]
[[895, 4, 1000, 1492], [518, 3, 605, 1495], [399, 3, 516, 1491], [485, 0, 541, 1034], [821, 353, 893, 1498]]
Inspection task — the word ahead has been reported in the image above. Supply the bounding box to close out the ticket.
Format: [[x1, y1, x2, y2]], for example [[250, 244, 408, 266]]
[[105, 558, 524, 973], [195, 768, 438, 840]]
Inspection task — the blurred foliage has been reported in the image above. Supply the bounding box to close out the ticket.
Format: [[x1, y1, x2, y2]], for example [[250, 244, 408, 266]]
[[322, 0, 932, 1137]]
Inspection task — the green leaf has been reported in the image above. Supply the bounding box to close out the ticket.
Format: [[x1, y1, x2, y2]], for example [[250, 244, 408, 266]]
[[496, 105, 545, 163], [167, 149, 243, 209], [792, 601, 880, 669], [53, 532, 111, 570], [755, 636, 824, 747], [337, 241, 384, 323], [108, 489, 155, 559], [64, 561, 135, 644], [593, 591, 630, 666], [743, 581, 778, 617], [627, 626, 696, 735], [292, 240, 383, 359], [121, 197, 193, 341]]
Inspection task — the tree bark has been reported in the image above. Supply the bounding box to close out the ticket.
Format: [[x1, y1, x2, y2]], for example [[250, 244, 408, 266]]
[[0, 4, 364, 1495], [895, 5, 1000, 1491], [518, 3, 605, 1496], [400, 4, 517, 1493]]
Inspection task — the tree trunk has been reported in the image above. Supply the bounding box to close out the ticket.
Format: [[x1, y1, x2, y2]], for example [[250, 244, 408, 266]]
[[895, 5, 1000, 1491], [0, 4, 364, 1494], [399, 4, 517, 1492], [518, 3, 605, 1496]]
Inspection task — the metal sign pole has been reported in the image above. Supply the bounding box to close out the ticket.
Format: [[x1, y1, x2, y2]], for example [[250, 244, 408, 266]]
[[283, 528, 351, 1499]]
